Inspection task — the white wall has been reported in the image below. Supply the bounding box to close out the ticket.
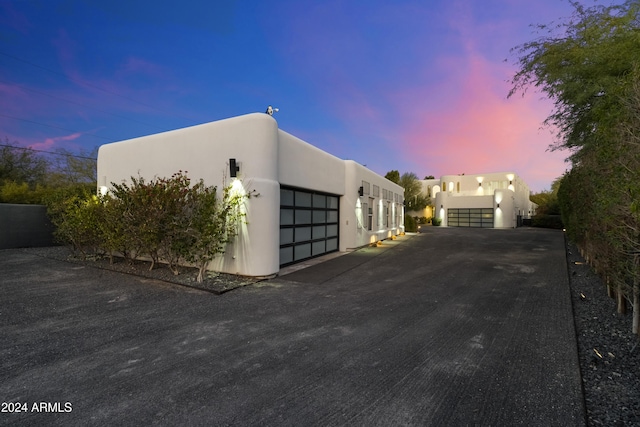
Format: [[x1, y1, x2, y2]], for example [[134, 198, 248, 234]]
[[97, 113, 281, 277], [343, 161, 404, 249], [97, 113, 404, 277], [278, 130, 345, 194], [429, 171, 533, 228]]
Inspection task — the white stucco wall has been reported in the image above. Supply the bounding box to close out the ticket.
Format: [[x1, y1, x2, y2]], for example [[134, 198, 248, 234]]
[[278, 130, 345, 194], [428, 171, 533, 228], [343, 161, 404, 249], [97, 113, 281, 277], [276, 132, 403, 250], [97, 113, 404, 277]]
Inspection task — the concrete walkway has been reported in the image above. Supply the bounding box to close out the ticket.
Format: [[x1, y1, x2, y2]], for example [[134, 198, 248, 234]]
[[0, 227, 585, 426]]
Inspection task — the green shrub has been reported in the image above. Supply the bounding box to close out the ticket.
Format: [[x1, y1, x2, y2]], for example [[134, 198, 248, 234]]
[[404, 214, 417, 232], [432, 217, 442, 226], [531, 214, 564, 229], [45, 171, 257, 282], [45, 188, 102, 258]]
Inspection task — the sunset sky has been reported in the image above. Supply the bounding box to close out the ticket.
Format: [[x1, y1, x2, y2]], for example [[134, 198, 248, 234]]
[[1, 0, 584, 192]]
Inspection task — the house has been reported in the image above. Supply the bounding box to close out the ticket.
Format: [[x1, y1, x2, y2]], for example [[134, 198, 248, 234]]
[[408, 172, 537, 228], [97, 113, 404, 277]]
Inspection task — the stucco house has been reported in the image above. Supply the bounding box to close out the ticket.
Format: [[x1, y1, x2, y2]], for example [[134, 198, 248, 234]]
[[97, 113, 404, 277], [408, 172, 537, 228]]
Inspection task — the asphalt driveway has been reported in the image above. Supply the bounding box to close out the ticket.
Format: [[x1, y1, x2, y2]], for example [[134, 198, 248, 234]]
[[1, 227, 585, 426]]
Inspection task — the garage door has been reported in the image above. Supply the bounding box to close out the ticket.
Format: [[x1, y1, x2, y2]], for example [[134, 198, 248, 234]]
[[447, 208, 494, 228], [279, 187, 339, 266]]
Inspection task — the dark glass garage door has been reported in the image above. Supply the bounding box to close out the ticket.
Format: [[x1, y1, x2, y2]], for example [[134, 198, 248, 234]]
[[279, 187, 340, 267], [447, 208, 494, 228]]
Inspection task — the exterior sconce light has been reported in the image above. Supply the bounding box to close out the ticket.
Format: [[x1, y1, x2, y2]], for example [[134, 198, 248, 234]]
[[358, 186, 364, 197], [229, 158, 240, 178], [478, 182, 482, 187], [440, 204, 443, 209], [497, 203, 500, 208]]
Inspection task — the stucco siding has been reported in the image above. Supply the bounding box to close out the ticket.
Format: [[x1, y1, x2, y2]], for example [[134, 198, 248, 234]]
[[97, 113, 403, 276], [97, 113, 281, 277], [277, 130, 345, 195]]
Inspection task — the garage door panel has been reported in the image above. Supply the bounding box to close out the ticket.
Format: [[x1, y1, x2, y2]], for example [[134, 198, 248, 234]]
[[280, 186, 340, 267], [294, 243, 311, 261], [280, 228, 293, 245]]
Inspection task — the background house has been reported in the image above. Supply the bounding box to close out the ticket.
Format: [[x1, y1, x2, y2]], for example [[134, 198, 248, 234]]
[[407, 172, 537, 228], [97, 113, 404, 277]]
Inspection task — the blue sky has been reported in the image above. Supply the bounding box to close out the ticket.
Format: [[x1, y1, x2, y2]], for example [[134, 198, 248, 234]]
[[1, 0, 583, 192]]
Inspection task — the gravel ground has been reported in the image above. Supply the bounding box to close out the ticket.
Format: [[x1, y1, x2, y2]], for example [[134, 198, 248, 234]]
[[19, 240, 640, 425], [566, 240, 640, 426], [19, 246, 263, 294]]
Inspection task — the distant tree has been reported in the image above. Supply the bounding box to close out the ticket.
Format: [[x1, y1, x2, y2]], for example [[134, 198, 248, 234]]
[[48, 147, 97, 185], [0, 139, 96, 204], [384, 170, 400, 184], [424, 175, 435, 180], [0, 139, 48, 187], [400, 172, 429, 211], [530, 175, 563, 215]]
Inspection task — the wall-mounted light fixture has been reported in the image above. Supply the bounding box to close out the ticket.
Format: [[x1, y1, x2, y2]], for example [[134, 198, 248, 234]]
[[358, 186, 364, 197], [229, 158, 240, 178], [440, 204, 443, 209], [497, 203, 500, 208], [506, 173, 514, 185]]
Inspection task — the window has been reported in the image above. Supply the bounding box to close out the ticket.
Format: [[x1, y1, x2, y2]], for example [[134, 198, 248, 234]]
[[361, 202, 368, 229], [362, 181, 370, 195], [368, 197, 374, 230]]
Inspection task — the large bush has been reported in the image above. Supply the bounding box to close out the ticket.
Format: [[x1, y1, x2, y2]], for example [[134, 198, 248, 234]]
[[510, 1, 640, 332], [531, 214, 563, 229], [47, 172, 256, 282]]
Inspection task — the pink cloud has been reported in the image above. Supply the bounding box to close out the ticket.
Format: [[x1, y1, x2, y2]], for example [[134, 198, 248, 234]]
[[28, 132, 83, 151], [395, 51, 567, 192]]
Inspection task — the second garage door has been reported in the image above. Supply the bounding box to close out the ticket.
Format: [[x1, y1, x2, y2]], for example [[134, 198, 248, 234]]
[[447, 208, 494, 228]]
